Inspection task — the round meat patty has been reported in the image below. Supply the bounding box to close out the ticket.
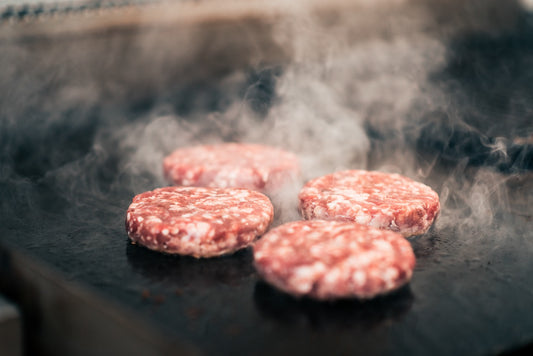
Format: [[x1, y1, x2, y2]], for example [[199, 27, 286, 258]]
[[253, 220, 415, 300], [299, 170, 440, 237], [163, 143, 300, 193], [126, 186, 274, 258]]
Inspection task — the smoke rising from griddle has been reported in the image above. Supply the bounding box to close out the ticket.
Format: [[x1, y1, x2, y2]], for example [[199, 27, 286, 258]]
[[1, 1, 530, 238]]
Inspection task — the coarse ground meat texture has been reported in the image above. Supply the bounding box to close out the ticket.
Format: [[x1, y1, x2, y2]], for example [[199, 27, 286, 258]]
[[163, 143, 300, 193], [126, 187, 274, 258], [298, 170, 440, 237], [253, 220, 415, 300]]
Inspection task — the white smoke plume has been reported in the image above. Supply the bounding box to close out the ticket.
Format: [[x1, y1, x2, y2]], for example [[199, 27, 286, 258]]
[[2, 0, 529, 236]]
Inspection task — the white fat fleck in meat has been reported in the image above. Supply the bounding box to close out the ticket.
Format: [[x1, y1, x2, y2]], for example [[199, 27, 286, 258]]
[[312, 206, 327, 217], [355, 213, 372, 225], [326, 199, 346, 212], [369, 214, 390, 229], [289, 265, 323, 294], [335, 191, 370, 202], [186, 222, 211, 240], [353, 270, 366, 286], [322, 268, 341, 285], [382, 267, 399, 288], [372, 239, 394, 254], [310, 244, 323, 256], [274, 246, 294, 259]]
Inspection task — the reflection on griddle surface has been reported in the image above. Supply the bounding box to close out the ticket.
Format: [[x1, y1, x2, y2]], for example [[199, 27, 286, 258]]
[[253, 281, 413, 331], [126, 241, 256, 288]]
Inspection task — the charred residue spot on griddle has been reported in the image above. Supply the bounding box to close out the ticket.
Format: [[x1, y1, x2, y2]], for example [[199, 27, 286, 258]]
[[141, 289, 151, 300], [140, 289, 166, 305], [152, 295, 166, 305], [185, 307, 204, 320], [224, 324, 241, 336]]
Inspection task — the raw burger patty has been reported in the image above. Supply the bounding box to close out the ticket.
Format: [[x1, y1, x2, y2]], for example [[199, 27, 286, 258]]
[[299, 170, 440, 237], [253, 220, 415, 300], [126, 186, 274, 258], [163, 143, 299, 192]]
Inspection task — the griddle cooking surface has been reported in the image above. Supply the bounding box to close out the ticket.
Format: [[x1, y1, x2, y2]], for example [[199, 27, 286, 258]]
[[1, 180, 533, 355]]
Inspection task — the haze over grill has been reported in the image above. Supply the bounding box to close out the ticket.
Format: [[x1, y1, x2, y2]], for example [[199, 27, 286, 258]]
[[1, 0, 532, 239]]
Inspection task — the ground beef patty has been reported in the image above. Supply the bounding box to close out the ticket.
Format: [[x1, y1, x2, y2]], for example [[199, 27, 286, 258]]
[[253, 220, 415, 300], [299, 170, 440, 237], [126, 187, 274, 258], [163, 143, 300, 193]]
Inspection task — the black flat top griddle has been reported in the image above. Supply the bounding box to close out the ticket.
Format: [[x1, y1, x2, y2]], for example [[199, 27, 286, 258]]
[[1, 168, 532, 355], [1, 2, 533, 355]]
